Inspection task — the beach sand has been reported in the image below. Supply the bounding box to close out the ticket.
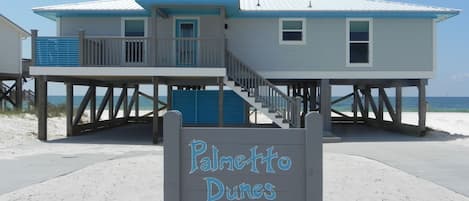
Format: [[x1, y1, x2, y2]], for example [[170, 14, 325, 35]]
[[0, 112, 468, 200]]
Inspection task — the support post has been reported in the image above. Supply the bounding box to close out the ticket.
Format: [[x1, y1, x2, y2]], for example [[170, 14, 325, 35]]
[[66, 83, 73, 137], [320, 79, 332, 132], [153, 77, 160, 144], [353, 85, 359, 124], [123, 84, 128, 119], [78, 30, 85, 66], [108, 86, 114, 120], [378, 87, 384, 123], [167, 85, 173, 110], [396, 86, 402, 125], [418, 80, 427, 135], [364, 87, 370, 120], [218, 77, 224, 127], [135, 85, 140, 118], [90, 85, 96, 126], [31, 30, 39, 109], [37, 76, 47, 141], [303, 83, 308, 115], [15, 76, 23, 111], [309, 82, 317, 111]]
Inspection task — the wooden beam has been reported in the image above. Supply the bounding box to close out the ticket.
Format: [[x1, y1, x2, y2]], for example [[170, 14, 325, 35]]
[[363, 87, 370, 119], [15, 76, 23, 111], [153, 77, 160, 144], [378, 88, 384, 123], [113, 89, 126, 119], [396, 86, 402, 125], [331, 93, 354, 105], [380, 88, 397, 122], [90, 85, 96, 127], [135, 85, 139, 118], [123, 85, 128, 119], [167, 85, 173, 110], [37, 76, 47, 141], [309, 83, 317, 111], [66, 83, 73, 137], [108, 86, 114, 120], [418, 79, 427, 135], [361, 88, 379, 119], [97, 87, 112, 121], [73, 86, 93, 126], [218, 77, 224, 127], [353, 86, 358, 124]]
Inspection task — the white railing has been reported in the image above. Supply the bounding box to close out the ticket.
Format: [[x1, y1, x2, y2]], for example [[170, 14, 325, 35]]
[[82, 37, 224, 67]]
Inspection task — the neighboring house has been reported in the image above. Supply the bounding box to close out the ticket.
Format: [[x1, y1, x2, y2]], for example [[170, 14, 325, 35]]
[[29, 0, 459, 141], [0, 14, 30, 110]]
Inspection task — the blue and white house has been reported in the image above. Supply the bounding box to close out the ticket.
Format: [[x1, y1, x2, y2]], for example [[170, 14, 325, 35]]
[[29, 0, 460, 142]]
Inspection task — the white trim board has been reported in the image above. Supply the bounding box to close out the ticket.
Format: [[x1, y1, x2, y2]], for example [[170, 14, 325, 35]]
[[258, 70, 434, 79], [30, 67, 226, 77], [346, 18, 373, 68], [279, 18, 306, 45]]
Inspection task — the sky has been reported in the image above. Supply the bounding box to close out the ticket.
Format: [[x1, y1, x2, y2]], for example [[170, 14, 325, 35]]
[[0, 0, 467, 96]]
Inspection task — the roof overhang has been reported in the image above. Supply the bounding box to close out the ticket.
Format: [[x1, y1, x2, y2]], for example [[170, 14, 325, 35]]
[[235, 10, 460, 22], [33, 10, 150, 21]]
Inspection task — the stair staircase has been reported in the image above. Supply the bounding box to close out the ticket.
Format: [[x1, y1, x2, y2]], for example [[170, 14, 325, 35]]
[[225, 50, 301, 128]]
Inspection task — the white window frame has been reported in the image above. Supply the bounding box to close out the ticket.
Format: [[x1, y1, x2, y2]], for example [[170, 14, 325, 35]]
[[279, 18, 306, 45], [346, 18, 373, 67], [121, 17, 148, 37], [121, 17, 148, 65]]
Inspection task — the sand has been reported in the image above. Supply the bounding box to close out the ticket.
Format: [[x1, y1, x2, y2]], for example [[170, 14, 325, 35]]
[[0, 153, 467, 201], [0, 112, 469, 200]]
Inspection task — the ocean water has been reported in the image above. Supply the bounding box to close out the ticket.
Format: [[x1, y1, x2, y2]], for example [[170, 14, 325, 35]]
[[47, 96, 469, 112]]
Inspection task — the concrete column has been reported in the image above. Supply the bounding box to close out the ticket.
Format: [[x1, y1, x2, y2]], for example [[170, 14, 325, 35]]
[[153, 77, 160, 144], [15, 76, 23, 111], [418, 80, 427, 135], [37, 76, 47, 141], [66, 83, 73, 137], [218, 77, 224, 127], [320, 79, 331, 132]]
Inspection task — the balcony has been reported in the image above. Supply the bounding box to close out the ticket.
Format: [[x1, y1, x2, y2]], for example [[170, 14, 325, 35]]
[[33, 34, 225, 68]]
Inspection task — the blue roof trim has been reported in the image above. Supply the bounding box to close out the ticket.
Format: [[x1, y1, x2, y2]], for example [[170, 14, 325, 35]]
[[233, 10, 460, 21]]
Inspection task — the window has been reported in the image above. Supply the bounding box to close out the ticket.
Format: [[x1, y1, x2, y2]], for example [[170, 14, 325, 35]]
[[124, 19, 145, 37], [122, 18, 147, 64], [347, 19, 372, 67], [279, 18, 306, 45]]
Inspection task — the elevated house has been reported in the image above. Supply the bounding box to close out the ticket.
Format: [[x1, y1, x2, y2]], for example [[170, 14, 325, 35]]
[[0, 14, 30, 110], [30, 0, 459, 142]]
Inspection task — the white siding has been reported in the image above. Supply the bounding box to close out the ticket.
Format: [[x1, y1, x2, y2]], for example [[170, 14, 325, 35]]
[[0, 21, 22, 74]]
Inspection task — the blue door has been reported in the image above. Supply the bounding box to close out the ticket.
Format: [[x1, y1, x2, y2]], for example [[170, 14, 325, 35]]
[[175, 19, 198, 66]]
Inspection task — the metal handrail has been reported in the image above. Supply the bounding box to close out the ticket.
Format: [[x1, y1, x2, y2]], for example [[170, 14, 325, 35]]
[[225, 50, 301, 128]]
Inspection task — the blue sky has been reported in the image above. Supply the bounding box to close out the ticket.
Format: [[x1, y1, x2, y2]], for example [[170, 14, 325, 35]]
[[0, 0, 467, 96]]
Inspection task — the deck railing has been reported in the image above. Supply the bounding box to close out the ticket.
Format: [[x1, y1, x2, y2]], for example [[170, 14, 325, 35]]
[[32, 31, 225, 68], [225, 50, 302, 128]]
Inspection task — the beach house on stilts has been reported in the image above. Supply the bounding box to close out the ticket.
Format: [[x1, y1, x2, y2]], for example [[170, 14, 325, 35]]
[[30, 0, 459, 142], [0, 15, 30, 111]]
